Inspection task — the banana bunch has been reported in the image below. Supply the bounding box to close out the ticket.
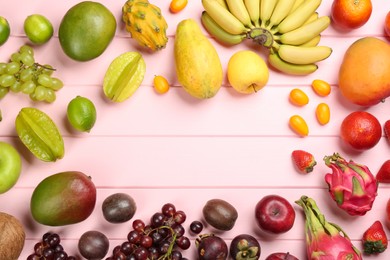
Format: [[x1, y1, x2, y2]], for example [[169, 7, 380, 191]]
[[201, 0, 332, 75]]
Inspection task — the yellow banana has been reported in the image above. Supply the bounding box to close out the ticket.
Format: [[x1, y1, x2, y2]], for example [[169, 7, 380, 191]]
[[260, 0, 278, 27], [276, 0, 322, 34], [288, 0, 305, 15], [226, 0, 253, 28], [299, 35, 321, 47], [269, 0, 296, 28], [277, 16, 330, 45], [268, 51, 318, 75], [303, 12, 319, 25], [215, 0, 229, 9], [201, 11, 246, 45], [244, 0, 261, 27], [202, 0, 248, 35], [277, 45, 332, 65]]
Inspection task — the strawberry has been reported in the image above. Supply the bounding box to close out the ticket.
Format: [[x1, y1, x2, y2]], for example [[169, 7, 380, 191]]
[[362, 220, 388, 254], [384, 120, 390, 140], [291, 150, 317, 174], [376, 160, 390, 183]]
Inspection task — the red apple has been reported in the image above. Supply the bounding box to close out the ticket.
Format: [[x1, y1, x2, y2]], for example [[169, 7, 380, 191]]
[[386, 199, 390, 229], [265, 252, 299, 260], [255, 195, 295, 234]]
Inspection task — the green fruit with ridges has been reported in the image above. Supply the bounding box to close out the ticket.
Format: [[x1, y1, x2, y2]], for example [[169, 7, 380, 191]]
[[30, 171, 96, 226], [15, 107, 64, 162], [58, 1, 117, 61]]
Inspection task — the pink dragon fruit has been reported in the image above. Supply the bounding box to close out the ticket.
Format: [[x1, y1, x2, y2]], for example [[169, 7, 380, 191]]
[[296, 196, 362, 260], [323, 153, 378, 216]]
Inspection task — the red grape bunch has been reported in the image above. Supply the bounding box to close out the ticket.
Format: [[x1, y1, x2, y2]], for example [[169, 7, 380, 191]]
[[106, 203, 191, 260], [27, 232, 76, 260]]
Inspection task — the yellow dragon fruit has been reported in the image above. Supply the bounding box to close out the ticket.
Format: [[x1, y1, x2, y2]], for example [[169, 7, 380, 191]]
[[122, 0, 168, 51], [296, 196, 362, 260], [324, 153, 378, 216]]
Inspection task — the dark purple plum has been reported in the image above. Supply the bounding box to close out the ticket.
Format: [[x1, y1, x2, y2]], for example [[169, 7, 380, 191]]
[[102, 193, 137, 223], [78, 230, 109, 259]]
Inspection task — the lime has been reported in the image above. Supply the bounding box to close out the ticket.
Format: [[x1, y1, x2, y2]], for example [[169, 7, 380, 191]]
[[24, 14, 53, 45], [67, 96, 97, 132], [0, 16, 10, 46]]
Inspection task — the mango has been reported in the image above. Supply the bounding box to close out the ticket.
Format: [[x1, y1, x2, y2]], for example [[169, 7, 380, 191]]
[[30, 171, 96, 226], [174, 19, 223, 99], [59, 1, 117, 61], [338, 37, 390, 106]]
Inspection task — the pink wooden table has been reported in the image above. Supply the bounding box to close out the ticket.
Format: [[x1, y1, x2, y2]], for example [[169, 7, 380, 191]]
[[1, 0, 390, 259]]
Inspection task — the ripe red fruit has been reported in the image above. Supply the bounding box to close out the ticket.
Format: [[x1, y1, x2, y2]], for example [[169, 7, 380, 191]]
[[340, 111, 382, 151], [255, 195, 295, 234], [265, 252, 299, 260], [384, 120, 390, 140], [376, 160, 390, 183], [291, 150, 317, 174], [387, 200, 390, 230], [362, 220, 388, 254], [331, 0, 372, 30], [385, 11, 390, 37]]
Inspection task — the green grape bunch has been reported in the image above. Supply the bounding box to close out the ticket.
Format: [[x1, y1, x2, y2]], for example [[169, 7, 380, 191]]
[[0, 45, 63, 103]]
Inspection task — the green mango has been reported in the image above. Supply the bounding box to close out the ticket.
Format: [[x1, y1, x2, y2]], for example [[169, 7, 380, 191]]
[[30, 171, 96, 226], [58, 1, 117, 61]]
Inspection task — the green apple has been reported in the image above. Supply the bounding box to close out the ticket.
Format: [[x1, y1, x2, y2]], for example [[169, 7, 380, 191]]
[[0, 141, 22, 193]]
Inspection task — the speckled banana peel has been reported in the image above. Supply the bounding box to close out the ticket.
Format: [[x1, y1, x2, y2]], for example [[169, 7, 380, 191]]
[[201, 11, 246, 45], [201, 0, 331, 75]]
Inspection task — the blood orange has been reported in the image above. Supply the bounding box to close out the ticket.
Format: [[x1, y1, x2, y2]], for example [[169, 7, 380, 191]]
[[331, 0, 372, 30], [340, 111, 382, 150]]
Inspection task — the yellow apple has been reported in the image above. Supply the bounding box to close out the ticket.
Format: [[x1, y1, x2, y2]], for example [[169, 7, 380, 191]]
[[227, 50, 269, 94]]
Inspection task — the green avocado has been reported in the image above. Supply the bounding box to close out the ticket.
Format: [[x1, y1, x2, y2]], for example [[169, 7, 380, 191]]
[[30, 171, 96, 226], [58, 1, 117, 61]]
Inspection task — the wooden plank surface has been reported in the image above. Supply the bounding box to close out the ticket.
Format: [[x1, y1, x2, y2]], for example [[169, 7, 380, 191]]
[[1, 0, 390, 259]]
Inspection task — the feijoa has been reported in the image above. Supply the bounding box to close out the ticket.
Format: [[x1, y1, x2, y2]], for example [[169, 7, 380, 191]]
[[102, 193, 136, 223], [58, 1, 116, 61], [202, 199, 238, 231], [78, 230, 109, 259]]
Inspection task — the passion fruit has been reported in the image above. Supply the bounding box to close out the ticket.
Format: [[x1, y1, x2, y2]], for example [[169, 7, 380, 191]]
[[58, 1, 116, 61]]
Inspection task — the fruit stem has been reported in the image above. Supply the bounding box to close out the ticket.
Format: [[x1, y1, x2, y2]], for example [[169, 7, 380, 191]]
[[248, 28, 274, 48]]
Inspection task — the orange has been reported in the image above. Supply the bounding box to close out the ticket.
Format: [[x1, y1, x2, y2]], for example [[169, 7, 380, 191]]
[[331, 0, 372, 30], [385, 11, 390, 37], [340, 111, 381, 151]]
